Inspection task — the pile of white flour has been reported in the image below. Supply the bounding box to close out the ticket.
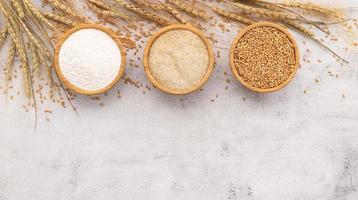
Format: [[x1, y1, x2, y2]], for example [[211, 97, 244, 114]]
[[58, 28, 122, 91]]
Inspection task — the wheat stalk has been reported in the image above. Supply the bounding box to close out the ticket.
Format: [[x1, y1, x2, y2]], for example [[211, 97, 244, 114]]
[[114, 0, 171, 26], [228, 0, 299, 21], [29, 41, 41, 74], [4, 41, 16, 85], [132, 0, 164, 11], [45, 0, 87, 23], [43, 12, 77, 27], [23, 0, 54, 29], [212, 6, 254, 25], [87, 0, 130, 21], [167, 0, 209, 21], [10, 0, 25, 19], [162, 2, 189, 24], [0, 26, 7, 48]]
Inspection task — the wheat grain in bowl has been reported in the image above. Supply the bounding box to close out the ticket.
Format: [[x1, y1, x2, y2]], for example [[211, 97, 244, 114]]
[[143, 24, 215, 95], [54, 24, 126, 95], [230, 22, 300, 93]]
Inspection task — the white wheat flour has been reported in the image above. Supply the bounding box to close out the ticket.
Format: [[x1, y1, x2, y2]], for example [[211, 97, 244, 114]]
[[59, 28, 122, 91], [148, 30, 209, 90]]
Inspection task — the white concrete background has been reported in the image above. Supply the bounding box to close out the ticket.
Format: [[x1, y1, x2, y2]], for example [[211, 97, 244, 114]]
[[0, 1, 357, 200]]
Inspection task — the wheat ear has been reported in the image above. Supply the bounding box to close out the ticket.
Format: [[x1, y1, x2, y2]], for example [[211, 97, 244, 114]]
[[5, 41, 16, 86], [162, 2, 189, 24], [10, 0, 25, 19], [114, 0, 171, 26], [212, 6, 254, 25], [132, 0, 165, 11], [167, 0, 209, 21], [43, 12, 77, 27], [0, 27, 7, 48], [23, 0, 54, 29], [87, 0, 129, 21], [284, 21, 348, 63]]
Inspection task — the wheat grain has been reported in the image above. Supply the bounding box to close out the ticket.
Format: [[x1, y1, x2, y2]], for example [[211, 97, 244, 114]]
[[212, 6, 254, 25], [167, 0, 209, 21]]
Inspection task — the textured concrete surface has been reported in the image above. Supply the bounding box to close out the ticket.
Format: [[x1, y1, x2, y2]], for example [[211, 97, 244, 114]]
[[0, 1, 357, 200]]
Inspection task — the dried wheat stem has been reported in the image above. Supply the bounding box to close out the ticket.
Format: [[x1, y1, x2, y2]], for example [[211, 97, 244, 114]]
[[23, 0, 54, 29], [212, 6, 254, 25], [167, 0, 209, 21], [0, 27, 7, 48], [87, 1, 129, 21], [29, 41, 41, 74], [114, 0, 171, 26], [5, 41, 16, 85], [132, 0, 164, 11], [10, 0, 25, 19], [284, 21, 348, 63], [37, 50, 54, 87], [9, 29, 30, 97], [43, 12, 77, 27], [45, 0, 87, 23], [15, 16, 51, 60], [278, 1, 337, 16], [162, 2, 189, 24], [87, 0, 111, 10], [227, 0, 298, 21], [285, 21, 314, 37], [0, 3, 30, 96]]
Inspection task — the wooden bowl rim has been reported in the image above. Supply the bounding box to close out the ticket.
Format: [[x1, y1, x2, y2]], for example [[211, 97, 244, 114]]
[[53, 24, 126, 95], [143, 24, 215, 95], [229, 22, 300, 93]]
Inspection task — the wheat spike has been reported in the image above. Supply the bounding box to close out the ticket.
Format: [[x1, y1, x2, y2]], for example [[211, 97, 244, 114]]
[[45, 0, 87, 23], [114, 0, 171, 26], [29, 41, 41, 74], [167, 0, 209, 21], [212, 6, 254, 25], [43, 12, 77, 27], [227, 1, 299, 21], [10, 0, 25, 19], [284, 21, 314, 37], [9, 28, 30, 97], [87, 0, 129, 21], [162, 2, 189, 24], [132, 0, 164, 11], [87, 0, 111, 10], [5, 41, 16, 85], [0, 27, 7, 48], [23, 0, 54, 29]]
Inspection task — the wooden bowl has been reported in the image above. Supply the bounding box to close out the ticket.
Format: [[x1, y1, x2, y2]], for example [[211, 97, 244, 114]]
[[229, 22, 300, 93], [143, 24, 215, 95], [54, 24, 126, 95]]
